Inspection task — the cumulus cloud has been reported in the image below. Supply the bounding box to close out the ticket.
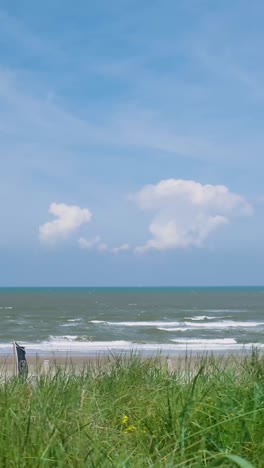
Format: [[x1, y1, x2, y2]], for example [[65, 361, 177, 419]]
[[39, 203, 92, 243], [131, 179, 252, 252]]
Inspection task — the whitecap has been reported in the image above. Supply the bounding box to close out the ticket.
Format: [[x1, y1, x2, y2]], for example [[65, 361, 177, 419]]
[[183, 321, 264, 329], [0, 340, 263, 354], [90, 320, 181, 327], [158, 327, 193, 331], [170, 338, 237, 344], [47, 335, 78, 342], [61, 323, 80, 327]]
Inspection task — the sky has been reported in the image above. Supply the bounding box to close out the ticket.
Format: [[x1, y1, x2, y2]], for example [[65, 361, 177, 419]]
[[0, 0, 264, 286]]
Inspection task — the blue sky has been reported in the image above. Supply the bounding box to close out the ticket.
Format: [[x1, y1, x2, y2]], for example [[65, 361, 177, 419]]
[[0, 0, 264, 286]]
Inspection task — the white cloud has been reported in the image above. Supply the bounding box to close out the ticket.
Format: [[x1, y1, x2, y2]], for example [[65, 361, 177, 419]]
[[39, 203, 92, 243], [131, 179, 252, 252], [78, 237, 130, 253], [78, 236, 108, 252], [112, 243, 130, 253], [78, 236, 101, 249]]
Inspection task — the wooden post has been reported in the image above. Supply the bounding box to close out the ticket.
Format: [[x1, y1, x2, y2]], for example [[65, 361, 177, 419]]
[[13, 342, 18, 377], [42, 360, 50, 376], [167, 358, 173, 373]]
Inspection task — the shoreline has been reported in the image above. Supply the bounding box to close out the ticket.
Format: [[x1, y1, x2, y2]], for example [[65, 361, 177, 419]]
[[0, 340, 263, 357], [0, 345, 262, 368], [0, 346, 263, 362]]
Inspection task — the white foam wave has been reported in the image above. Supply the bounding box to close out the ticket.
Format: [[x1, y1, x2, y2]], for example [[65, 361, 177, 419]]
[[67, 318, 82, 322], [61, 323, 80, 327], [159, 321, 264, 331], [90, 320, 181, 327], [48, 335, 78, 341], [171, 338, 237, 345], [184, 321, 264, 328], [0, 340, 263, 354], [90, 319, 264, 330], [158, 327, 192, 332]]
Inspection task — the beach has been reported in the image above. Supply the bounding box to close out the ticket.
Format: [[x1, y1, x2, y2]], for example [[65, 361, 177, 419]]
[[0, 349, 259, 379], [0, 287, 263, 465]]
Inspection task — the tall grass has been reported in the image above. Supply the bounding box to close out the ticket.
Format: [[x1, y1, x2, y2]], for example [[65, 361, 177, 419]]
[[0, 351, 263, 467]]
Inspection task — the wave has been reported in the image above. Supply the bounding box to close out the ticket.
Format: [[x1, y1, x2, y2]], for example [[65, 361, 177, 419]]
[[0, 340, 263, 354], [184, 321, 264, 328], [61, 323, 81, 327], [158, 321, 264, 331], [48, 335, 78, 341], [170, 338, 237, 344], [90, 320, 181, 327], [46, 335, 99, 342], [90, 319, 264, 330], [187, 315, 231, 321], [158, 327, 192, 332]]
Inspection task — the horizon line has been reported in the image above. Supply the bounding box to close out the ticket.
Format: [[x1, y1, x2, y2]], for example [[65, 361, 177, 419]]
[[0, 285, 264, 289]]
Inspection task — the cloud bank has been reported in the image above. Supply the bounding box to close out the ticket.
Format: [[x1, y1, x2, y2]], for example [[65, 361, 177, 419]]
[[131, 179, 252, 252], [39, 203, 92, 243]]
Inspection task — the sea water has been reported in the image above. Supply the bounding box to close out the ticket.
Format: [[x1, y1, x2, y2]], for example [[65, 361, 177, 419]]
[[0, 287, 263, 356]]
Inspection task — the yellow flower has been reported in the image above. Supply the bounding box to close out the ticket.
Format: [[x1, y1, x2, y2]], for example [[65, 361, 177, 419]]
[[124, 425, 136, 433], [122, 415, 129, 425]]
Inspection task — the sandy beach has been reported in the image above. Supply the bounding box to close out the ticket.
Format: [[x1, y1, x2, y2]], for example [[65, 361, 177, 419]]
[[0, 349, 251, 378]]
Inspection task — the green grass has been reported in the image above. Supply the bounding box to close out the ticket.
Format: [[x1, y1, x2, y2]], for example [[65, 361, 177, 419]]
[[0, 350, 264, 467]]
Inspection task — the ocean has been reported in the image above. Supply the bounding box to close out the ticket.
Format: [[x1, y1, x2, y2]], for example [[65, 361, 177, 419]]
[[0, 287, 264, 356]]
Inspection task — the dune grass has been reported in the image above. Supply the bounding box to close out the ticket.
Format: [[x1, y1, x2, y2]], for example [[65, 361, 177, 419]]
[[0, 350, 263, 467]]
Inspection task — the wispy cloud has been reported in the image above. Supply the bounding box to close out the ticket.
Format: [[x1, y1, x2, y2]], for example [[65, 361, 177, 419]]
[[1, 2, 262, 174], [112, 243, 130, 253], [78, 236, 101, 250], [78, 236, 130, 254], [0, 67, 220, 162]]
